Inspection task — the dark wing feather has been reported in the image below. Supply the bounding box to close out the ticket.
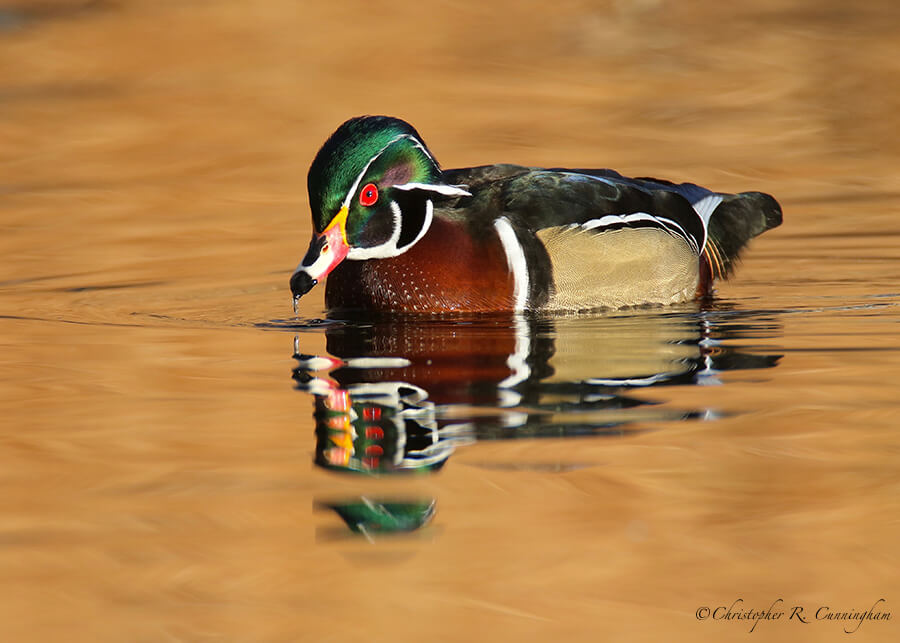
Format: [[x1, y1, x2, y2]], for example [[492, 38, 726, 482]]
[[570, 170, 782, 276], [441, 164, 532, 192], [499, 169, 707, 253]]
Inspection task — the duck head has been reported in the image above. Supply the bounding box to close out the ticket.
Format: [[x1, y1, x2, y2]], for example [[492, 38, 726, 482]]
[[290, 116, 471, 300]]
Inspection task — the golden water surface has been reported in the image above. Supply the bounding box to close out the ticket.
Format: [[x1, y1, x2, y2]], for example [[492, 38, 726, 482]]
[[2, 1, 899, 641]]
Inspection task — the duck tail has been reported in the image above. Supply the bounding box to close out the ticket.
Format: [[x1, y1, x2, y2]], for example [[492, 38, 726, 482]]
[[701, 191, 782, 282]]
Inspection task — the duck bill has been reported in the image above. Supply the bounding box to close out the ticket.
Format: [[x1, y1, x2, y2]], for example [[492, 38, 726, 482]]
[[290, 207, 350, 299]]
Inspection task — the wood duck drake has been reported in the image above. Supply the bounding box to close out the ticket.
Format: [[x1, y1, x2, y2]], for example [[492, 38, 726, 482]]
[[290, 116, 782, 313]]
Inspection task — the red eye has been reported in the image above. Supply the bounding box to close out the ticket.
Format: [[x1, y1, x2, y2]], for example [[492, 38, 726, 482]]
[[359, 183, 378, 207]]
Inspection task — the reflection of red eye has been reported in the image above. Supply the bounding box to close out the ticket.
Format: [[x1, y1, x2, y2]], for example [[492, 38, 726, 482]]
[[359, 183, 378, 207]]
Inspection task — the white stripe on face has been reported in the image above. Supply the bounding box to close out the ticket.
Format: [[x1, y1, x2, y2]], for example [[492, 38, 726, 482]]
[[392, 182, 471, 197], [339, 134, 440, 211], [344, 198, 435, 260]]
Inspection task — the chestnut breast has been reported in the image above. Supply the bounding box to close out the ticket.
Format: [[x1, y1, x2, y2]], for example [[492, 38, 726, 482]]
[[325, 217, 515, 313]]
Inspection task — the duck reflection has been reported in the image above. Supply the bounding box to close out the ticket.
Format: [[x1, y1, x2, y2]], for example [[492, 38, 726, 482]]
[[295, 309, 781, 537]]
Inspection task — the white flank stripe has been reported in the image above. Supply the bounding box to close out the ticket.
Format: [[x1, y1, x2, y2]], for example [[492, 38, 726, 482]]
[[493, 217, 529, 312]]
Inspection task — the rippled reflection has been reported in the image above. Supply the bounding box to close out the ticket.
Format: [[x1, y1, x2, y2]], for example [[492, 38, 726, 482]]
[[290, 307, 781, 536]]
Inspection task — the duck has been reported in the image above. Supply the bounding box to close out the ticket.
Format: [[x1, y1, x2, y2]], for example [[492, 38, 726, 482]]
[[290, 115, 782, 313]]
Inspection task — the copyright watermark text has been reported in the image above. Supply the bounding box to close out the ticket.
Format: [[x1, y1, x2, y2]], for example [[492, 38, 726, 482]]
[[695, 598, 890, 634]]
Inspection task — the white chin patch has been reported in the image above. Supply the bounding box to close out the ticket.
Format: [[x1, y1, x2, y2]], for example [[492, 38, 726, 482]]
[[346, 199, 434, 260], [297, 250, 334, 281]]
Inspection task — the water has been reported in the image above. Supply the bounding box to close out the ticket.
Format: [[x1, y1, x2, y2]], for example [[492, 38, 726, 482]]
[[2, 1, 899, 641]]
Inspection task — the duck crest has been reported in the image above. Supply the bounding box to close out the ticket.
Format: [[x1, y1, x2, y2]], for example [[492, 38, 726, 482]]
[[307, 116, 439, 234]]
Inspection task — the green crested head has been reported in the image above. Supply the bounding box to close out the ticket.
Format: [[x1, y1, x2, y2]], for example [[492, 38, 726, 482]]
[[307, 115, 441, 236], [291, 116, 471, 300]]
